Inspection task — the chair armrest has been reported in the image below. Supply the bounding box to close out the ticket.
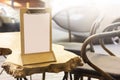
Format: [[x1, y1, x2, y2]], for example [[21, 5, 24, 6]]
[[81, 30, 120, 80], [103, 22, 120, 32], [99, 39, 116, 56], [81, 30, 120, 61], [100, 22, 120, 56]]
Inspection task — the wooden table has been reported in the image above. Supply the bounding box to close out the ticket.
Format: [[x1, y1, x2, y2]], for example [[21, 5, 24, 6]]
[[0, 32, 83, 80]]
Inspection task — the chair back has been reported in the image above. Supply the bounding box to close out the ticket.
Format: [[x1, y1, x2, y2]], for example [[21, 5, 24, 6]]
[[81, 30, 120, 80]]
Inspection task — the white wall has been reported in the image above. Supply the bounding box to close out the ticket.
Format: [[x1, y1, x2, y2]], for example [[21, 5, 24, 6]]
[[51, 0, 120, 32], [95, 0, 120, 32]]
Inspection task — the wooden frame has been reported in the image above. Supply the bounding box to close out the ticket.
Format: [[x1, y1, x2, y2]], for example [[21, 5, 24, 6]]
[[20, 8, 56, 65]]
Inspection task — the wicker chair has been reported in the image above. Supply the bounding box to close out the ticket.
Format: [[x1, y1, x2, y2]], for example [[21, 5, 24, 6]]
[[71, 28, 120, 80]]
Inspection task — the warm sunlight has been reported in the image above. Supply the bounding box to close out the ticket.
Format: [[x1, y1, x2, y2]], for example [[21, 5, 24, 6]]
[[50, 0, 91, 15], [50, 0, 120, 15]]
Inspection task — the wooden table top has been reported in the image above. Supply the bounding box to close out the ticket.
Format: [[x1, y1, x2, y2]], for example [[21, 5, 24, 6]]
[[0, 32, 83, 78]]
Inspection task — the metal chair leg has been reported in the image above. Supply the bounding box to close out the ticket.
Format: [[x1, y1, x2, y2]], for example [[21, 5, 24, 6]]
[[0, 56, 7, 75], [3, 55, 7, 58], [0, 69, 4, 75], [0, 55, 7, 75], [62, 74, 66, 80], [88, 77, 91, 80], [63, 72, 68, 80]]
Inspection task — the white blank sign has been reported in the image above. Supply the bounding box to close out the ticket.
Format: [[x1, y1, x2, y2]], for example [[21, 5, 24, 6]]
[[23, 13, 50, 54]]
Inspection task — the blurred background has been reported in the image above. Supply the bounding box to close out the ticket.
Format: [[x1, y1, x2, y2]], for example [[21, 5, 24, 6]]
[[0, 0, 120, 43]]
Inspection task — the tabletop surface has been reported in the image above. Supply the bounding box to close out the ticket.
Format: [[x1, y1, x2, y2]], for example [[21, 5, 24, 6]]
[[0, 32, 83, 78]]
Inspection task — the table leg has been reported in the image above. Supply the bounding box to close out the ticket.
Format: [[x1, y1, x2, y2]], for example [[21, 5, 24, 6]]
[[42, 72, 46, 80], [74, 74, 80, 80], [23, 77, 28, 80], [16, 77, 28, 80], [62, 72, 68, 80], [20, 78, 22, 80], [30, 75, 32, 80], [70, 72, 72, 80], [16, 78, 19, 80]]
